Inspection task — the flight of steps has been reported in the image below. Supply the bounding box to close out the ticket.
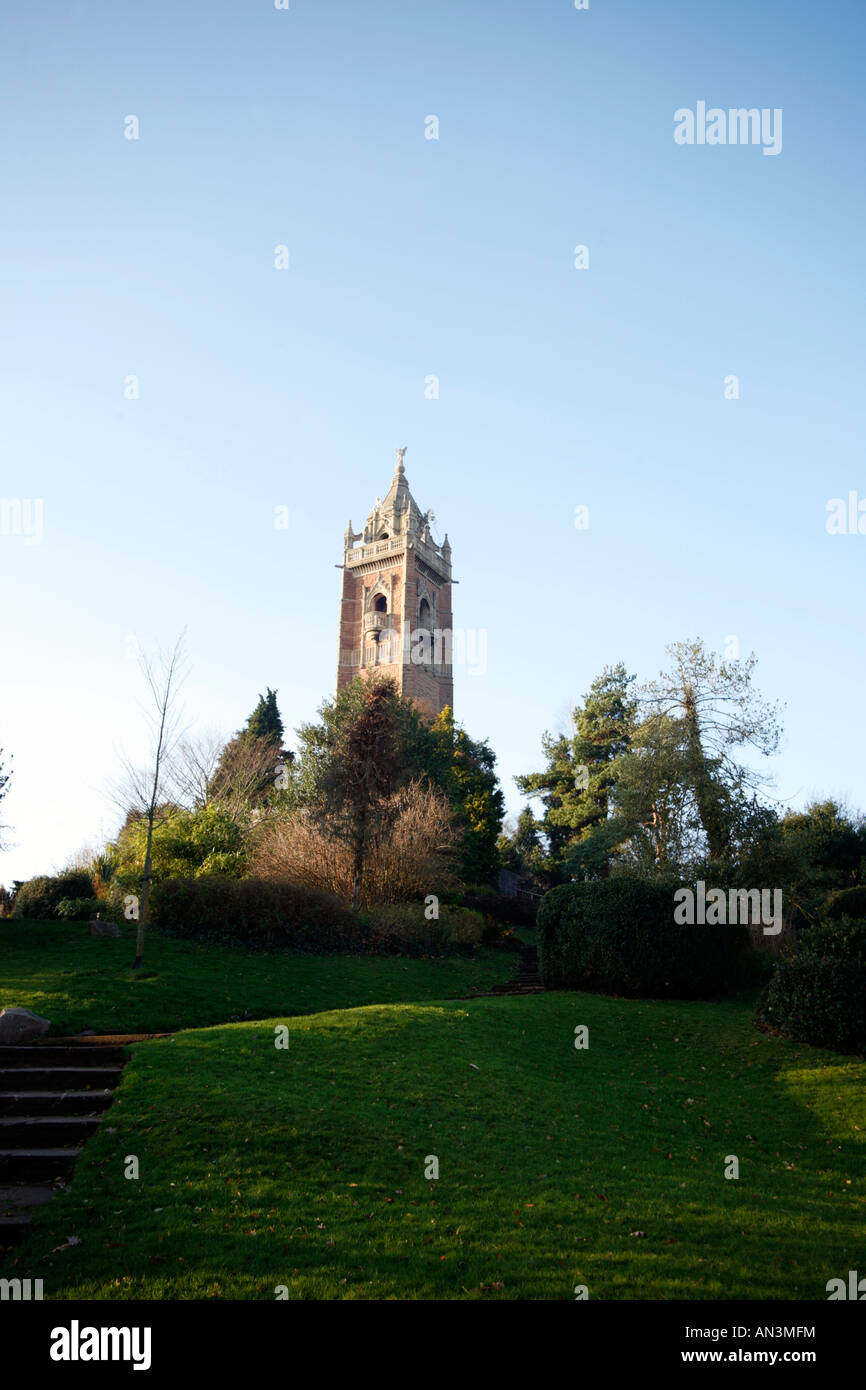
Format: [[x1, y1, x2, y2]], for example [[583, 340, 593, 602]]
[[0, 1041, 127, 1251], [488, 943, 543, 996]]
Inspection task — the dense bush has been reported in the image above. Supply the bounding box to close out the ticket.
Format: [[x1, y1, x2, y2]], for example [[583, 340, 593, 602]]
[[821, 886, 866, 923], [456, 890, 538, 930], [149, 875, 357, 951], [756, 916, 866, 1054], [252, 785, 460, 905], [11, 871, 94, 920], [148, 876, 487, 956], [357, 902, 487, 955], [537, 877, 750, 999], [56, 896, 109, 921], [112, 805, 248, 892]]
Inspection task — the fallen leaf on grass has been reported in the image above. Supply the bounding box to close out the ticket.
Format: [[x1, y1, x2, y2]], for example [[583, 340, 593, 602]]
[[51, 1236, 81, 1253]]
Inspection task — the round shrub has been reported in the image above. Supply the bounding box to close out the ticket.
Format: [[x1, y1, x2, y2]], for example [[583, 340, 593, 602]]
[[756, 916, 866, 1054], [537, 877, 750, 999], [11, 871, 94, 920]]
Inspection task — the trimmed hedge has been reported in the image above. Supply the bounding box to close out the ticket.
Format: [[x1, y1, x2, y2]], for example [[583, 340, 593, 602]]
[[148, 876, 488, 956], [11, 872, 94, 920], [149, 876, 357, 951], [755, 917, 866, 1055], [537, 877, 750, 999]]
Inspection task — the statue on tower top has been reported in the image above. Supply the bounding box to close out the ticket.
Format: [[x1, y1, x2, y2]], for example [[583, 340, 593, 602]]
[[396, 446, 407, 473]]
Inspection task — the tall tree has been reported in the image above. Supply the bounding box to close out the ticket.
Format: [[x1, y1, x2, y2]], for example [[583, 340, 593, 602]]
[[517, 663, 637, 880], [300, 675, 403, 909], [245, 689, 285, 745], [498, 807, 544, 877], [640, 640, 782, 865], [209, 689, 291, 811], [431, 708, 505, 886]]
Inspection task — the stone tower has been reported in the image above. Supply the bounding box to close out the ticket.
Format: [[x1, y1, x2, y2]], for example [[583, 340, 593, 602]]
[[336, 448, 454, 718]]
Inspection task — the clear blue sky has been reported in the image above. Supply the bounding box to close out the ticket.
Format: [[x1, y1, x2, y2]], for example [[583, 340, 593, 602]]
[[2, 0, 865, 882]]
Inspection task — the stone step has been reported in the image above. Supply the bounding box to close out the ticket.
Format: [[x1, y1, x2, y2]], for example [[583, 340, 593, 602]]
[[0, 1213, 31, 1247], [0, 1182, 60, 1215], [0, 1045, 127, 1066], [0, 1066, 123, 1092], [0, 1090, 114, 1116], [0, 1115, 101, 1146], [0, 1148, 79, 1181]]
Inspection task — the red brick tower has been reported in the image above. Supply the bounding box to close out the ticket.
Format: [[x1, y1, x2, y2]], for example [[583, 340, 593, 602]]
[[336, 448, 454, 718]]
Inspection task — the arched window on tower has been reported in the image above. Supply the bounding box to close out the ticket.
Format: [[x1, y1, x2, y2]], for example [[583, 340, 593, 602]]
[[374, 594, 387, 613], [418, 597, 431, 629]]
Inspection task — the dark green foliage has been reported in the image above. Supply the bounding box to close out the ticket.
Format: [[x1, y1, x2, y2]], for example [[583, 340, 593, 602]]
[[755, 913, 866, 1055], [757, 955, 866, 1054], [148, 876, 489, 957], [209, 688, 291, 810], [11, 871, 94, 920], [498, 808, 544, 878], [150, 875, 357, 951], [456, 889, 538, 929], [517, 664, 637, 882], [759, 958, 866, 1053], [245, 688, 285, 745], [821, 885, 866, 922], [434, 710, 505, 887], [537, 877, 749, 999]]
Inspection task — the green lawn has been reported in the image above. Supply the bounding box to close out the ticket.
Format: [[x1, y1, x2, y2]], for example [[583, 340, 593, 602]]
[[3, 989, 863, 1299], [0, 921, 513, 1034]]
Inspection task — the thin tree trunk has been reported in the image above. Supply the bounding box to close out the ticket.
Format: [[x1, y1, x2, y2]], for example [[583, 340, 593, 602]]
[[134, 812, 155, 968]]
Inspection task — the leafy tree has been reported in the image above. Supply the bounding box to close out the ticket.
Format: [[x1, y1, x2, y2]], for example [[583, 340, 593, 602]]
[[517, 664, 637, 880], [431, 708, 505, 886], [209, 689, 291, 811], [778, 799, 865, 892], [640, 639, 782, 865], [245, 689, 285, 745], [298, 675, 405, 909], [498, 807, 544, 877]]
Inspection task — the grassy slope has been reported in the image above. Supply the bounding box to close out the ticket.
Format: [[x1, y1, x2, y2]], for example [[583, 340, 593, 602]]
[[0, 922, 512, 1034], [3, 991, 863, 1300]]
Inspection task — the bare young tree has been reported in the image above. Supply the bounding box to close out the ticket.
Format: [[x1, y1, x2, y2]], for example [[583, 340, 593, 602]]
[[165, 730, 226, 809], [166, 729, 285, 822], [112, 634, 188, 968]]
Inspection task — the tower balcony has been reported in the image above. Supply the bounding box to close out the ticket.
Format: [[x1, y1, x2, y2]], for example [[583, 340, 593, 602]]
[[363, 611, 392, 635], [346, 537, 404, 566]]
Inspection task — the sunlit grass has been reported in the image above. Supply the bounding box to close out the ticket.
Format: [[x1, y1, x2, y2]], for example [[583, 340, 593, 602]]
[[0, 921, 511, 1034], [4, 991, 863, 1300]]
